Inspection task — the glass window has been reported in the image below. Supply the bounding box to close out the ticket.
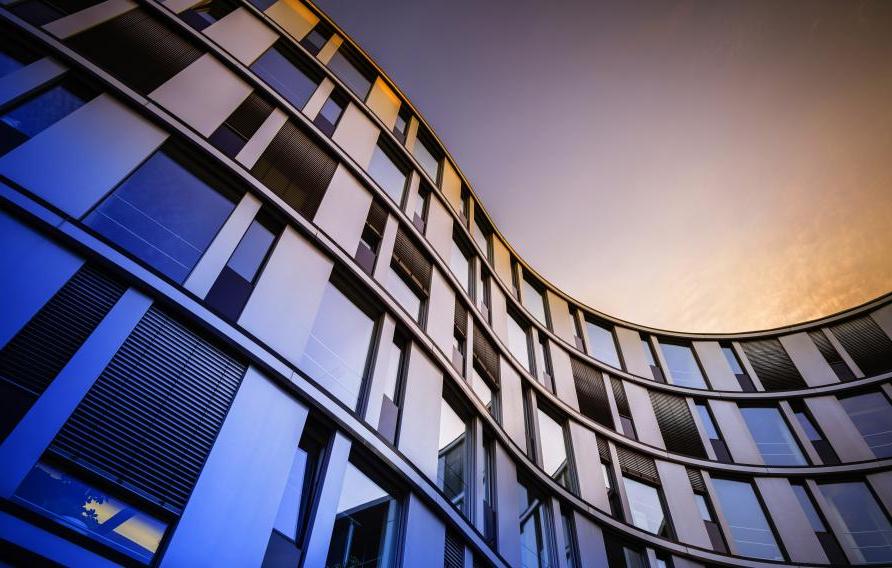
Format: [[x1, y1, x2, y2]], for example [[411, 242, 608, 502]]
[[414, 136, 440, 181], [300, 24, 331, 56], [560, 505, 579, 568], [507, 313, 532, 371], [326, 461, 399, 568], [740, 407, 806, 465], [518, 477, 553, 568], [536, 408, 570, 488], [840, 391, 892, 458], [641, 337, 656, 366], [251, 44, 319, 110], [85, 150, 237, 282], [387, 266, 423, 322], [438, 399, 468, 514], [622, 477, 670, 536], [179, 0, 235, 31], [585, 320, 621, 369], [790, 484, 825, 532], [300, 283, 376, 408], [0, 82, 90, 155], [313, 92, 345, 137], [380, 338, 404, 403], [819, 481, 892, 563], [368, 143, 407, 205], [523, 277, 547, 325], [711, 478, 783, 560], [14, 461, 168, 563], [470, 365, 495, 415], [722, 345, 744, 374], [659, 342, 707, 388], [472, 216, 490, 260], [0, 45, 30, 78], [694, 493, 712, 521], [449, 240, 471, 293], [695, 403, 719, 440], [327, 49, 372, 99]]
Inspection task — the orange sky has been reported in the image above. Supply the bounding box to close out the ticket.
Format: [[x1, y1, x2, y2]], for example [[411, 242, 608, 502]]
[[317, 0, 892, 333]]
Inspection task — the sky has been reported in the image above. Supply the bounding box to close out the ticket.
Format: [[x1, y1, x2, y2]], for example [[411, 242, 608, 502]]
[[314, 0, 892, 333]]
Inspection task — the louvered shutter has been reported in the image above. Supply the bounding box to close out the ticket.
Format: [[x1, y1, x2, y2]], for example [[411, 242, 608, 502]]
[[50, 306, 246, 512], [741, 338, 806, 391], [443, 530, 464, 568], [616, 446, 659, 484], [251, 120, 337, 220], [610, 377, 630, 416], [686, 467, 706, 493], [226, 92, 273, 141], [597, 436, 611, 461], [473, 326, 499, 385], [392, 228, 431, 293], [809, 329, 855, 381], [648, 391, 707, 458], [829, 315, 892, 377], [67, 8, 202, 94], [571, 358, 614, 428], [366, 199, 388, 238], [454, 300, 467, 337]]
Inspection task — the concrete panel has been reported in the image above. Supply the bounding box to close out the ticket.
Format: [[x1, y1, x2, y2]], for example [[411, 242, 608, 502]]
[[549, 343, 579, 411], [162, 368, 308, 567], [0, 210, 83, 347], [805, 396, 874, 462], [570, 423, 609, 511], [372, 214, 398, 282], [235, 108, 288, 169], [264, 0, 317, 41], [204, 7, 278, 66], [366, 78, 400, 130], [755, 477, 828, 564], [314, 164, 372, 255], [494, 442, 521, 567], [491, 237, 514, 290], [441, 159, 462, 212], [499, 361, 527, 453], [573, 512, 609, 568], [615, 327, 649, 378], [546, 290, 574, 343], [867, 470, 892, 516], [301, 432, 351, 567], [655, 460, 711, 548], [302, 78, 334, 119], [397, 345, 443, 480], [427, 268, 456, 357], [872, 304, 892, 342], [238, 226, 333, 366], [43, 0, 135, 39], [363, 314, 396, 430], [0, 57, 66, 107], [0, 94, 167, 218], [624, 381, 665, 449], [707, 399, 762, 464], [692, 341, 740, 391], [332, 103, 378, 168], [780, 332, 838, 387], [184, 193, 262, 299], [402, 494, 446, 568], [316, 34, 343, 65], [0, 290, 151, 497], [150, 54, 252, 137], [425, 195, 454, 262]]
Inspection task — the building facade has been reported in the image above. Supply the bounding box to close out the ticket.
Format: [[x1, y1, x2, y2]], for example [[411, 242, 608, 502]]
[[0, 0, 891, 566]]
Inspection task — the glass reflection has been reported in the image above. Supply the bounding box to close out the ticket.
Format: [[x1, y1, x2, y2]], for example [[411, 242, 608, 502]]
[[437, 399, 467, 514], [368, 144, 407, 205], [585, 321, 620, 369], [507, 314, 531, 371], [819, 481, 892, 563], [328, 50, 372, 99], [711, 478, 783, 560], [740, 407, 806, 465], [449, 241, 470, 292], [518, 477, 553, 568], [251, 45, 318, 110], [659, 342, 707, 388], [621, 477, 669, 536], [413, 137, 440, 181], [840, 392, 892, 458], [523, 278, 547, 324], [386, 266, 422, 322], [1, 84, 86, 140], [536, 408, 569, 489]]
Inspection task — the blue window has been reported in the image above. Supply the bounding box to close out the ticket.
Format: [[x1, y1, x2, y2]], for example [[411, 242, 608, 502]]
[[327, 47, 373, 99], [0, 82, 90, 155], [819, 481, 892, 563], [14, 461, 168, 563], [740, 406, 806, 465], [251, 43, 320, 110], [711, 478, 783, 560], [659, 341, 707, 388], [85, 149, 238, 282], [368, 141, 408, 205], [840, 391, 892, 458], [585, 319, 621, 369]]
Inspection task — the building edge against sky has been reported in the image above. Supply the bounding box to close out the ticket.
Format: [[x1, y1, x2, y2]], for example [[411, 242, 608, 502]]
[[0, 0, 891, 567]]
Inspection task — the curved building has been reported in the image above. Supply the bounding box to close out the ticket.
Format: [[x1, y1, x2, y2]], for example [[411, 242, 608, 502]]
[[0, 0, 891, 566]]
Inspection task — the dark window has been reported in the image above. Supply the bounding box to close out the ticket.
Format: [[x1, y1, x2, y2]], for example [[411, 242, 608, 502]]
[[840, 391, 892, 458], [0, 31, 39, 78], [522, 274, 549, 327], [560, 504, 580, 568], [179, 0, 236, 31], [695, 401, 731, 462], [438, 396, 469, 517], [518, 476, 555, 568], [355, 199, 387, 276], [640, 335, 665, 383], [299, 21, 332, 56], [251, 41, 321, 110], [790, 400, 839, 464], [741, 338, 806, 391], [313, 89, 347, 137], [472, 327, 500, 420], [327, 45, 375, 99], [205, 212, 280, 321], [444, 530, 465, 568], [537, 333, 554, 392], [482, 436, 497, 546], [599, 458, 622, 518], [375, 333, 406, 444], [571, 358, 613, 428], [9, 0, 105, 27], [246, 0, 275, 11], [67, 8, 202, 94], [393, 106, 410, 144], [722, 343, 755, 391], [819, 481, 892, 563], [0, 78, 93, 155], [790, 483, 848, 565], [809, 329, 856, 381], [829, 315, 892, 377], [388, 229, 431, 323], [648, 391, 707, 458], [411, 182, 429, 232], [85, 145, 239, 283], [610, 378, 637, 440], [452, 300, 467, 373], [209, 92, 273, 158], [368, 139, 409, 205], [475, 267, 491, 321]]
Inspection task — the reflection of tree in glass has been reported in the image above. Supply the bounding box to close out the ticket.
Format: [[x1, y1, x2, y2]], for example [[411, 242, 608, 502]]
[[17, 464, 107, 530]]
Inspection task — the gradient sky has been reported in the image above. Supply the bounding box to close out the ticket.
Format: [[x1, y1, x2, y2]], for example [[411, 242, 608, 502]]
[[315, 0, 892, 333]]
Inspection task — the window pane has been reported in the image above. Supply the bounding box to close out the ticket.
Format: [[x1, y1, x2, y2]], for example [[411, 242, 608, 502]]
[[523, 278, 547, 324], [14, 462, 168, 563], [0, 50, 27, 78], [740, 407, 806, 465], [722, 346, 744, 374], [659, 342, 706, 388], [585, 321, 620, 369], [328, 50, 372, 99], [641, 337, 656, 366], [380, 339, 403, 401], [793, 409, 822, 441], [387, 266, 422, 322], [536, 408, 568, 481], [368, 144, 406, 205], [712, 478, 783, 560], [449, 241, 470, 292], [840, 392, 892, 458], [251, 47, 318, 109], [790, 484, 825, 532], [318, 96, 344, 127], [414, 138, 439, 181], [622, 477, 668, 535], [507, 314, 531, 371], [470, 367, 493, 408], [694, 493, 712, 521], [819, 481, 892, 563], [300, 283, 375, 407], [85, 151, 236, 282], [1, 84, 86, 138], [226, 220, 274, 282], [438, 399, 467, 511], [472, 218, 489, 258], [695, 403, 719, 439]]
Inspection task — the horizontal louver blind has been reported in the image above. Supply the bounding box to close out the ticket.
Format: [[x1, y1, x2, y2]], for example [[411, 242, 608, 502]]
[[617, 446, 659, 484], [809, 329, 855, 381], [686, 467, 706, 493], [392, 228, 431, 292], [741, 338, 805, 391], [0, 264, 125, 397], [50, 306, 246, 512], [67, 8, 202, 94], [473, 326, 499, 384], [597, 436, 611, 461], [571, 358, 614, 428], [648, 391, 707, 458], [251, 120, 337, 220], [454, 300, 467, 336], [444, 530, 464, 568], [227, 92, 273, 140], [829, 315, 892, 377], [610, 377, 630, 416], [366, 199, 388, 237]]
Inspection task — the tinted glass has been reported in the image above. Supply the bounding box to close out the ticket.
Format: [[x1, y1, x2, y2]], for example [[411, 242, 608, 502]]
[[380, 339, 403, 401], [659, 342, 706, 388], [523, 277, 547, 324], [15, 462, 167, 563], [414, 137, 439, 181], [536, 408, 568, 482], [387, 266, 422, 322], [449, 241, 470, 292], [318, 96, 344, 127], [251, 47, 318, 109], [438, 399, 467, 511], [740, 407, 806, 465], [641, 337, 656, 366], [840, 392, 892, 458], [302, 28, 328, 54], [1, 84, 86, 138], [0, 50, 27, 78], [507, 314, 531, 371], [327, 50, 372, 98], [793, 409, 822, 441], [695, 403, 720, 439], [694, 493, 712, 521], [819, 481, 892, 563], [585, 321, 621, 369], [712, 478, 783, 560], [622, 477, 668, 535], [227, 220, 275, 281], [85, 151, 236, 282], [470, 367, 494, 409], [300, 283, 375, 407], [790, 484, 825, 531], [368, 144, 407, 205], [722, 346, 744, 374]]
